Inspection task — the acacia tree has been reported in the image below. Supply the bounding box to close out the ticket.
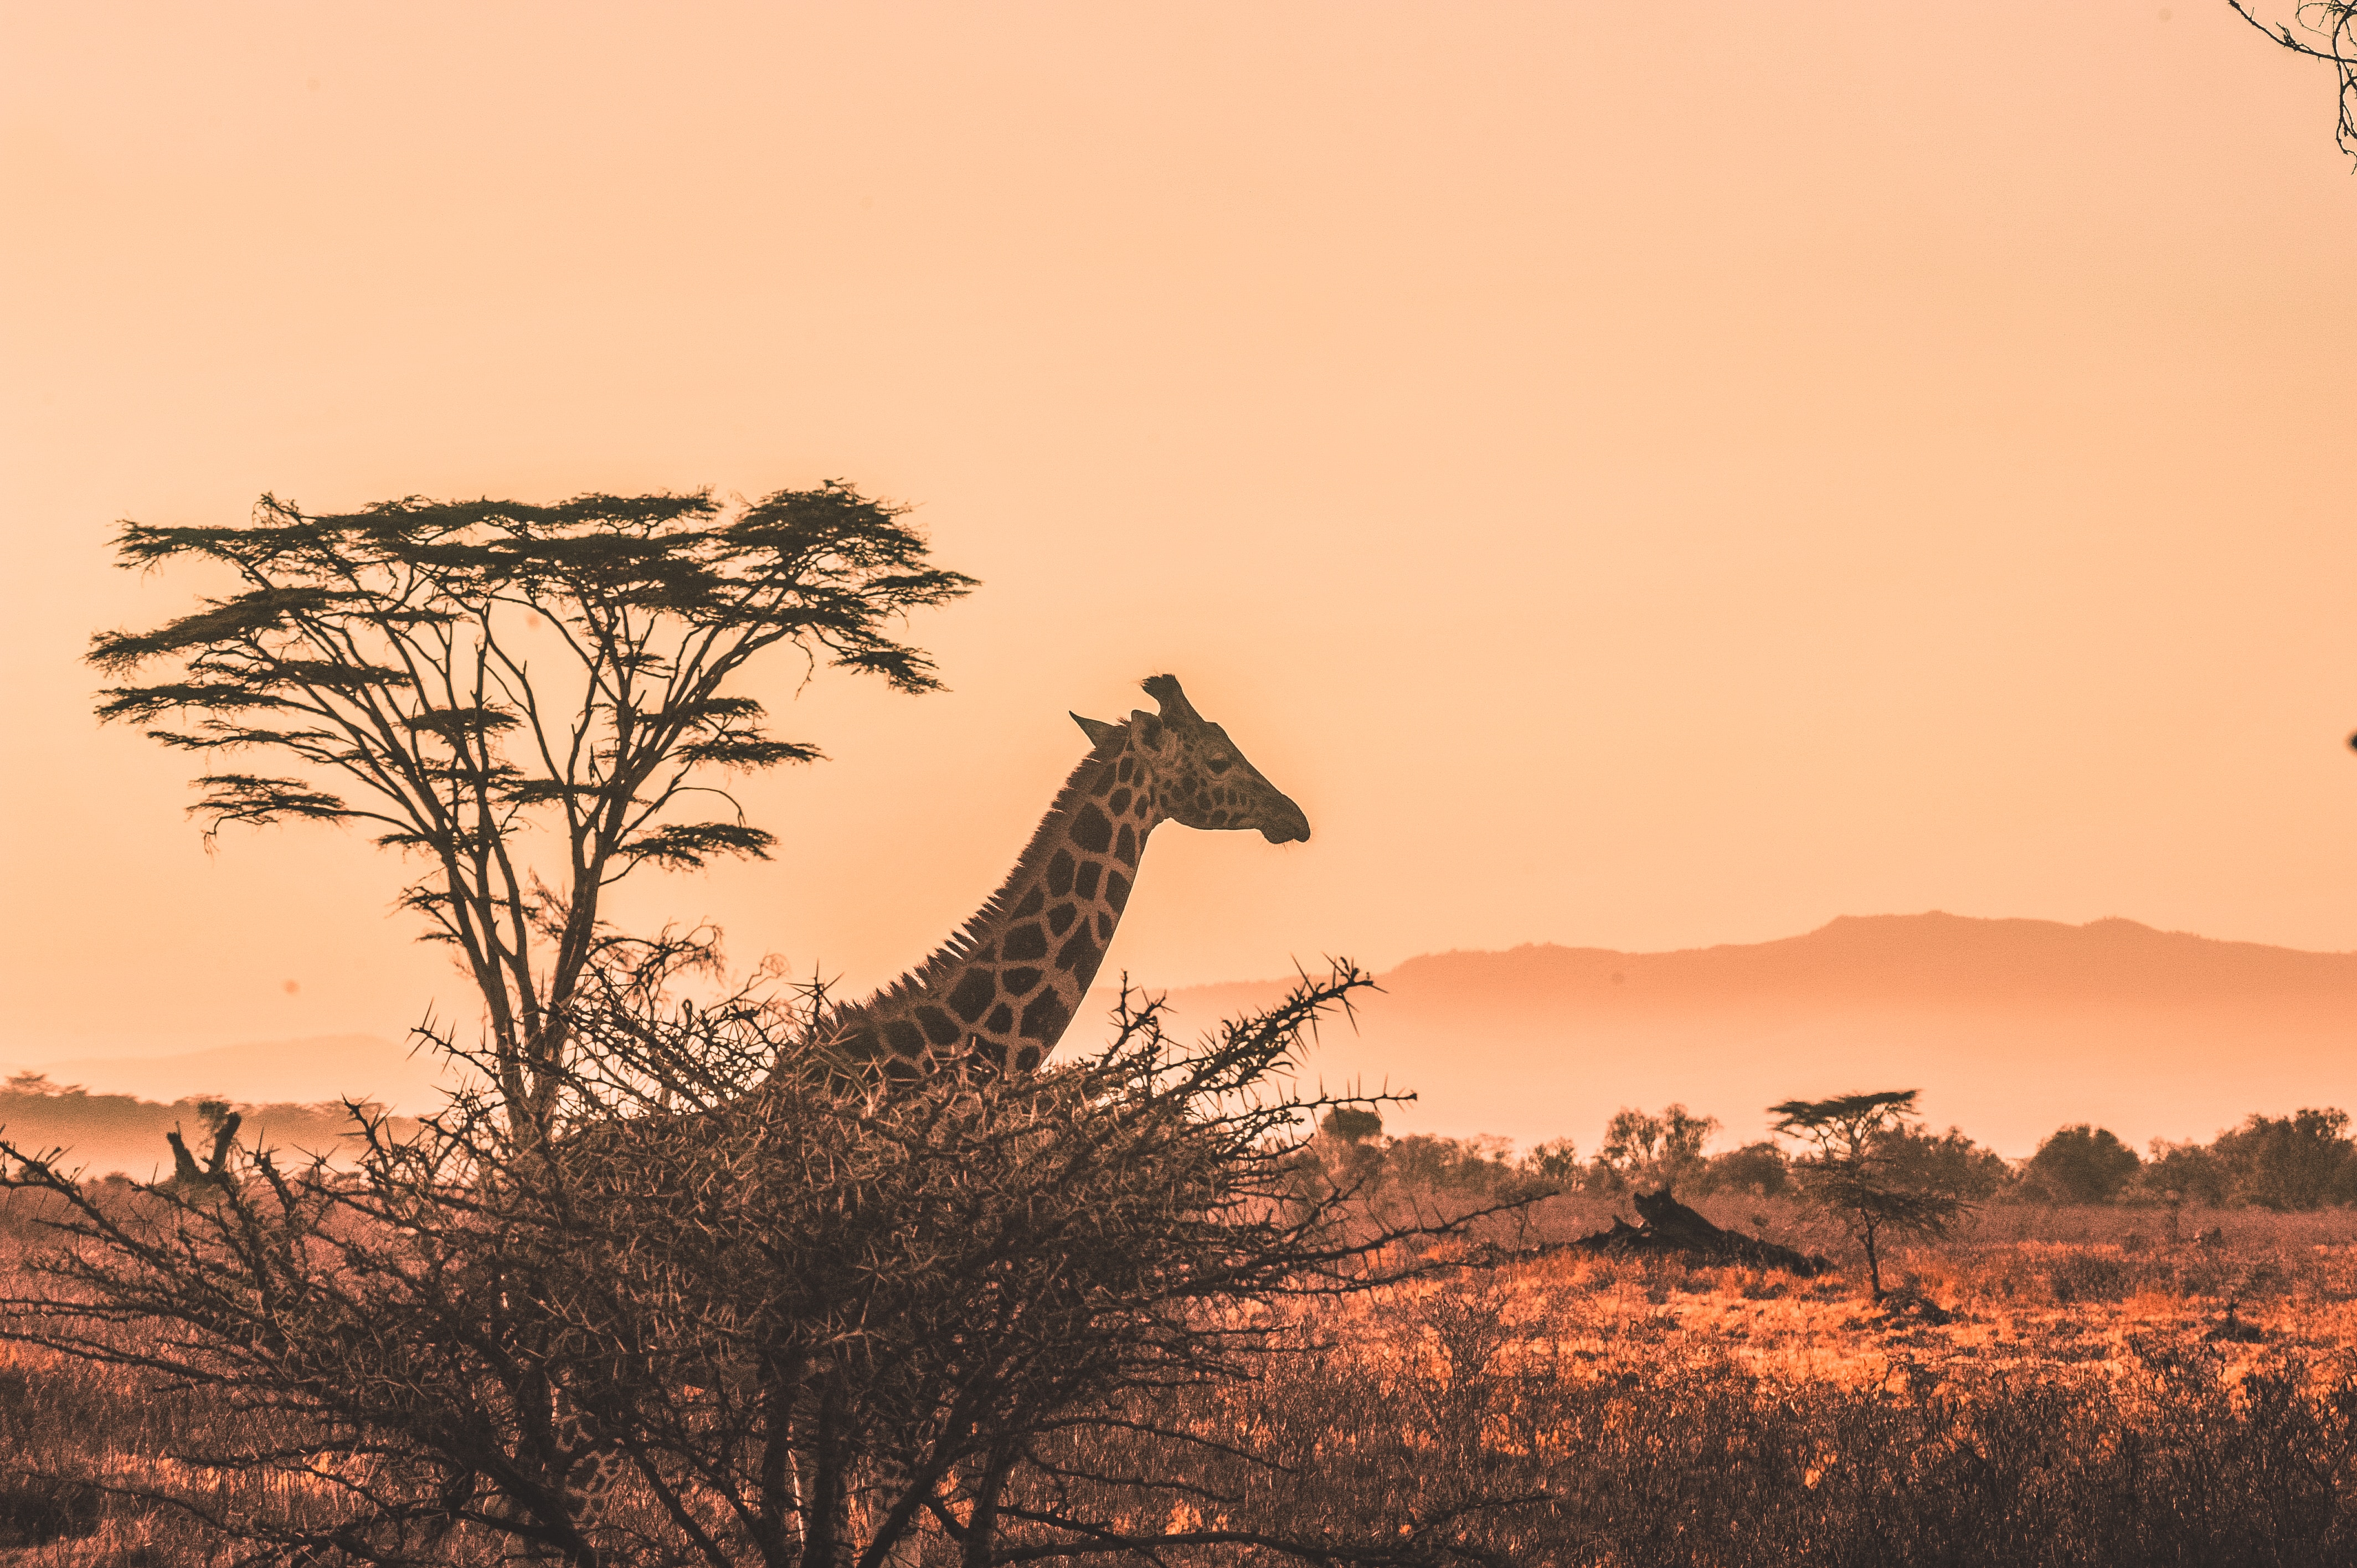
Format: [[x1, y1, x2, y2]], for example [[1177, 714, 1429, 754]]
[[89, 486, 972, 1138], [2234, 1, 2357, 161], [1768, 1090, 1974, 1298]]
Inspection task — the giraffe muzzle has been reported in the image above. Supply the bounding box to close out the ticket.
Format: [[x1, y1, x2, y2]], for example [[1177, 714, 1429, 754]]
[[1259, 795, 1311, 844]]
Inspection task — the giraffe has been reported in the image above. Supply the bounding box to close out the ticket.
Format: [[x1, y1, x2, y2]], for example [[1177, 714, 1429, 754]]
[[812, 671, 1310, 1084], [541, 673, 1309, 1558]]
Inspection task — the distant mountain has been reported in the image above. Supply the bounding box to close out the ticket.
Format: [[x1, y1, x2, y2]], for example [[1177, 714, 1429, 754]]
[[20, 915, 2348, 1162], [1098, 914, 2357, 1157]]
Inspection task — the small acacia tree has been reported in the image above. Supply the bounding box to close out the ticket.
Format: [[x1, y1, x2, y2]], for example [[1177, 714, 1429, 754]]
[[90, 486, 972, 1137], [1768, 1090, 1975, 1298]]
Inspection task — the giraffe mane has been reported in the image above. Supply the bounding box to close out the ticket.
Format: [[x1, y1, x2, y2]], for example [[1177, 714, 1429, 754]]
[[842, 718, 1130, 1018]]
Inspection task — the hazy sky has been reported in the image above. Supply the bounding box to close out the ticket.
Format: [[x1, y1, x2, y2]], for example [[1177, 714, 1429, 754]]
[[4, 3, 2354, 1071]]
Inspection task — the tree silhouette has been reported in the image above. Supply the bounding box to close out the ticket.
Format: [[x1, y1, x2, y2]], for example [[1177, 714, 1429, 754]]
[[1769, 1090, 1974, 1299], [89, 486, 972, 1137], [1593, 1103, 1718, 1195], [2026, 1124, 2141, 1204], [2233, 1, 2357, 162], [2211, 1107, 2357, 1210]]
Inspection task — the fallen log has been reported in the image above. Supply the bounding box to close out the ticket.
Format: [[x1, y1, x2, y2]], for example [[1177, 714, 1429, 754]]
[[1555, 1188, 1830, 1276]]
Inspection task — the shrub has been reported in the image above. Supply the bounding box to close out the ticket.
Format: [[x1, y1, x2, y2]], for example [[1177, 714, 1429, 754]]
[[2049, 1252, 2135, 1304], [2143, 1138, 2232, 1206], [1697, 1140, 1791, 1196], [1384, 1132, 1519, 1196], [2026, 1124, 2142, 1204], [1589, 1104, 1718, 1194], [1520, 1137, 1583, 1187], [1880, 1124, 2015, 1201], [2212, 1108, 2357, 1211]]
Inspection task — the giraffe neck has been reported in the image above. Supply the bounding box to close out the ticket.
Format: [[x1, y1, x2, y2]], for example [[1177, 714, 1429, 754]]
[[826, 721, 1170, 1080]]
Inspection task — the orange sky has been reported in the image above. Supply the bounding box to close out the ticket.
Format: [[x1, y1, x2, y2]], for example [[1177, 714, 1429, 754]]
[[4, 4, 2354, 1096]]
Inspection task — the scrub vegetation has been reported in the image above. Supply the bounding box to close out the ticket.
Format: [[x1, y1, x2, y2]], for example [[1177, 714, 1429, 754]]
[[6, 1191, 2357, 1565], [10, 1085, 2357, 1566]]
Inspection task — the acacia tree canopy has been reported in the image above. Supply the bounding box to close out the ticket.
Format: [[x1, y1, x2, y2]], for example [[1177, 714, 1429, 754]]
[[89, 484, 974, 1135]]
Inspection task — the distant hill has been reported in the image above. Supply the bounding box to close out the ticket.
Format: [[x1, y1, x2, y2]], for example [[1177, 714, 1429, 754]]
[[8, 1034, 450, 1112], [1094, 914, 2357, 1157], [0, 1079, 421, 1180], [18, 915, 2349, 1162]]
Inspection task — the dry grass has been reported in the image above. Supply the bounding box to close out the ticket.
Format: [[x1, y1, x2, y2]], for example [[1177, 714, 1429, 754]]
[[8, 1199, 2357, 1564], [1434, 1193, 2357, 1390]]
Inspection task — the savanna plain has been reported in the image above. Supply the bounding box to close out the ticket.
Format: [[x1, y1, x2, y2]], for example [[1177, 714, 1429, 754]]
[[6, 1160, 2357, 1566]]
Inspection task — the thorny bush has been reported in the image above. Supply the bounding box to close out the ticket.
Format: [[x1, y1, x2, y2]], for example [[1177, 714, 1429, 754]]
[[0, 956, 1529, 1568]]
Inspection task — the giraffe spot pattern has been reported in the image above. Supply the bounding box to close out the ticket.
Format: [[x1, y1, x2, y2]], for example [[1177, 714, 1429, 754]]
[[1011, 886, 1045, 919], [948, 968, 996, 1024], [1073, 803, 1114, 854], [1095, 911, 1114, 941], [883, 1019, 925, 1058], [985, 1003, 1014, 1034], [1106, 871, 1130, 911], [1074, 860, 1102, 899], [915, 1005, 960, 1048], [1114, 823, 1138, 865], [1109, 786, 1132, 816], [1003, 966, 1042, 996], [1003, 923, 1048, 962], [1020, 991, 1070, 1041], [1046, 849, 1075, 896], [1048, 902, 1077, 936], [1116, 755, 1134, 783], [1056, 927, 1099, 976], [1015, 1045, 1042, 1071]]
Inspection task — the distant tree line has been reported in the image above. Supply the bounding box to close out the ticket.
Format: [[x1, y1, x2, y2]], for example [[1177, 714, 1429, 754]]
[[1311, 1102, 2357, 1213]]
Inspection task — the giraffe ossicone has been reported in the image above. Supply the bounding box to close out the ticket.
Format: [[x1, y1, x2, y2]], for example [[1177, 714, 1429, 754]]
[[819, 672, 1309, 1083]]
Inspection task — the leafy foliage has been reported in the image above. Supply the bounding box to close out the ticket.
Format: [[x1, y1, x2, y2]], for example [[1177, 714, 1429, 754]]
[[1877, 1124, 2015, 1204], [2210, 1108, 2357, 1212], [2025, 1124, 2142, 1205], [1590, 1103, 1720, 1195], [1695, 1140, 1792, 1198], [2144, 1137, 2234, 1208], [89, 484, 972, 1137]]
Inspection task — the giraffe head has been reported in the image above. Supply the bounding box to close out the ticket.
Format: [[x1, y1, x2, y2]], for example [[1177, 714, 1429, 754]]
[[1073, 674, 1310, 844]]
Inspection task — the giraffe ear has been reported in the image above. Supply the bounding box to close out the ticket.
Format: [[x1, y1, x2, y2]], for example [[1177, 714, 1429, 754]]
[[1071, 713, 1121, 745]]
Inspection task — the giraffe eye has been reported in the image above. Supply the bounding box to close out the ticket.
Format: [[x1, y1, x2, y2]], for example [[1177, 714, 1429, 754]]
[[1206, 754, 1233, 774]]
